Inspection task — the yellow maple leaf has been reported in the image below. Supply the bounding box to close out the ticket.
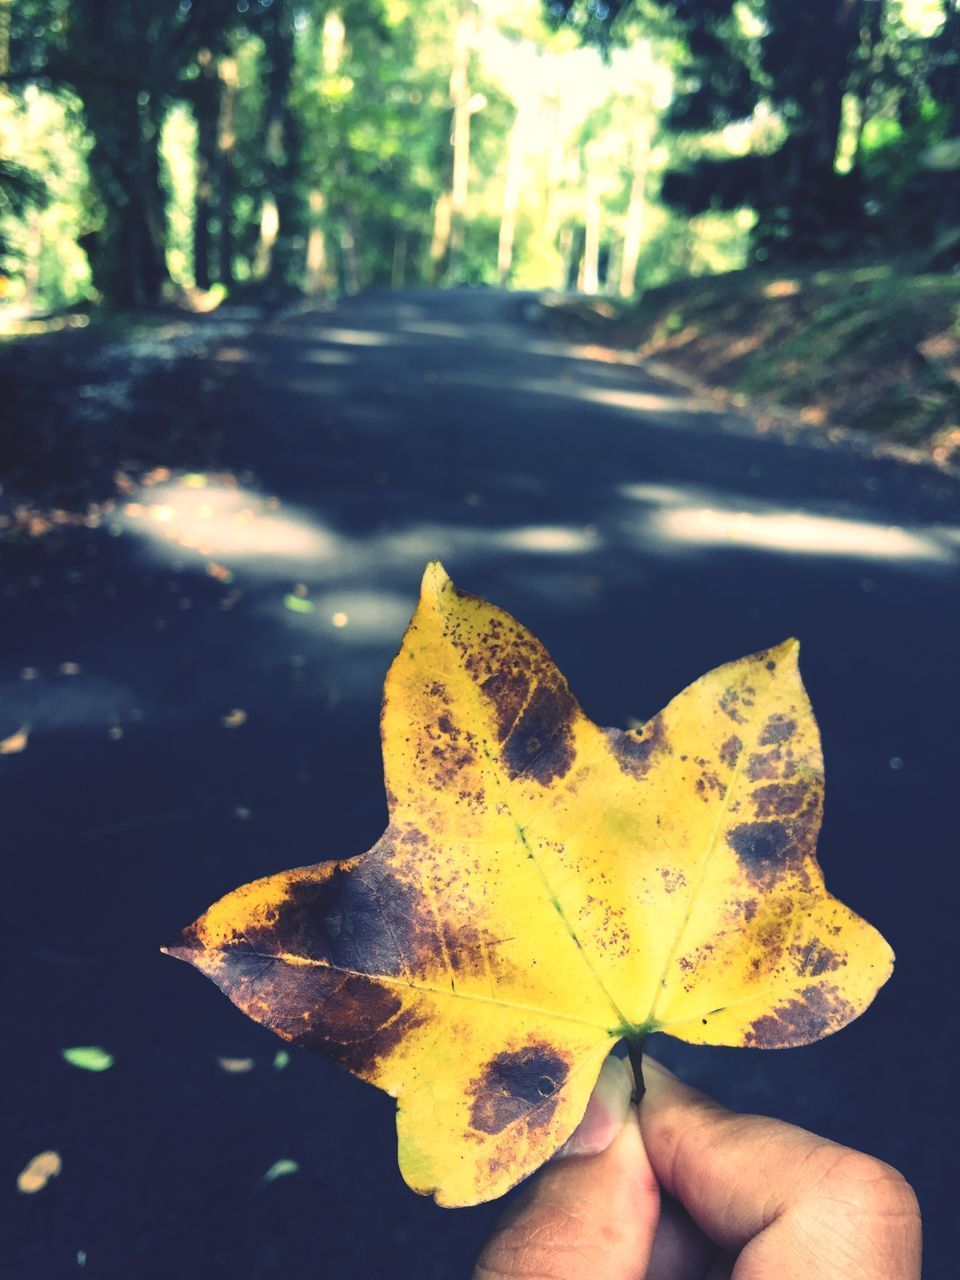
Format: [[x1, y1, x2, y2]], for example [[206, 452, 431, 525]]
[[163, 563, 893, 1206]]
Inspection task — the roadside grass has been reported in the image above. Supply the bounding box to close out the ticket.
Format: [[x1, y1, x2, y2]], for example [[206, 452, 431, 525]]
[[547, 262, 960, 465]]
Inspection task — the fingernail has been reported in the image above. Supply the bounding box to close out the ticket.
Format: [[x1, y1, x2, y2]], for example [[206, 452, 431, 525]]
[[554, 1056, 634, 1159]]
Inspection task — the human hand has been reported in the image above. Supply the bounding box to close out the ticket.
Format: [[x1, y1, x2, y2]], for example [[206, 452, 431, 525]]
[[474, 1055, 921, 1279]]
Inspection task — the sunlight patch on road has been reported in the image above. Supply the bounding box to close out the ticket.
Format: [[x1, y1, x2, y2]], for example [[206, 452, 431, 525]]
[[306, 326, 396, 346], [619, 482, 691, 506], [121, 476, 337, 568], [302, 348, 358, 365], [654, 505, 955, 563], [439, 371, 702, 415], [618, 480, 958, 564], [401, 320, 470, 339], [495, 525, 599, 554], [567, 385, 703, 415]]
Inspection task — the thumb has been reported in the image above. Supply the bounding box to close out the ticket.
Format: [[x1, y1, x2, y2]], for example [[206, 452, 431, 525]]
[[473, 1056, 660, 1280], [638, 1058, 921, 1279]]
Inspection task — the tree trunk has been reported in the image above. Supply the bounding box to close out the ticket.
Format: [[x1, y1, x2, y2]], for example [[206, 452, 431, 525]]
[[83, 88, 169, 306], [430, 190, 453, 275], [435, 0, 476, 282], [305, 189, 331, 294], [618, 128, 650, 298], [581, 171, 600, 294], [259, 0, 304, 288], [339, 209, 361, 294], [217, 56, 238, 289], [0, 0, 11, 78], [558, 223, 574, 290], [391, 230, 408, 287], [193, 51, 219, 290], [498, 104, 526, 285], [788, 0, 864, 250]]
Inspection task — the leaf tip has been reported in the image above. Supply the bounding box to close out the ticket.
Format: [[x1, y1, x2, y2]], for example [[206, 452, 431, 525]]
[[420, 560, 451, 604], [160, 924, 201, 963], [768, 636, 800, 668]]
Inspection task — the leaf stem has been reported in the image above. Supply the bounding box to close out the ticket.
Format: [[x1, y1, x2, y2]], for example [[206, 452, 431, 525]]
[[627, 1037, 646, 1104]]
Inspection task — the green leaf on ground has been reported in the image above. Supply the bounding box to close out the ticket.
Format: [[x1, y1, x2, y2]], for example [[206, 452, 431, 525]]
[[62, 1046, 114, 1072], [283, 594, 314, 614]]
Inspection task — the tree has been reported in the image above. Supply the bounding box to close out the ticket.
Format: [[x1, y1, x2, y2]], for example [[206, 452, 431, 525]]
[[551, 0, 960, 262]]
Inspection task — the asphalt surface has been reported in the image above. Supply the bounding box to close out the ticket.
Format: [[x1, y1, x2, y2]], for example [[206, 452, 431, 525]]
[[4, 287, 957, 1278]]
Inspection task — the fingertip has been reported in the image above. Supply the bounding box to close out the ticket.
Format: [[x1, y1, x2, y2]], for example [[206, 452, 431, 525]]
[[555, 1054, 634, 1159], [475, 1056, 660, 1280]]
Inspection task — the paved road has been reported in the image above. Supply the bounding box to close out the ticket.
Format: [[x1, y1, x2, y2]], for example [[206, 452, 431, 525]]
[[4, 288, 957, 1277]]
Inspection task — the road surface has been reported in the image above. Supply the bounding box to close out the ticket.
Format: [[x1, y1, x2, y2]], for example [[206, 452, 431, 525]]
[[4, 288, 957, 1277]]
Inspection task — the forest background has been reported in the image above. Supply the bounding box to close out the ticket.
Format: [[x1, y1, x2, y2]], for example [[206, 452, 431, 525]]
[[2, 0, 958, 313]]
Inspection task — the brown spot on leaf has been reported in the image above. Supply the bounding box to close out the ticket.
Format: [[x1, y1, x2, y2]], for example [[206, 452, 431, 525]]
[[206, 946, 429, 1079], [727, 821, 794, 876], [744, 984, 856, 1047], [698, 769, 725, 798], [746, 752, 780, 781], [500, 679, 576, 785], [604, 713, 669, 779], [792, 940, 845, 977], [759, 715, 797, 746], [481, 668, 531, 743], [753, 781, 809, 818], [233, 847, 437, 980], [468, 1044, 570, 1134], [720, 735, 743, 768], [719, 689, 746, 723]]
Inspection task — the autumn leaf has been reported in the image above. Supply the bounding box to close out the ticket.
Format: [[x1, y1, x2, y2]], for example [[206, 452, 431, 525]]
[[164, 563, 893, 1207], [17, 1151, 62, 1194], [0, 725, 30, 755]]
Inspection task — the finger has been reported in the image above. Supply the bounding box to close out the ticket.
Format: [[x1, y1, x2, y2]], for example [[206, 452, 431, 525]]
[[645, 1194, 724, 1280], [474, 1057, 660, 1280], [639, 1059, 921, 1279]]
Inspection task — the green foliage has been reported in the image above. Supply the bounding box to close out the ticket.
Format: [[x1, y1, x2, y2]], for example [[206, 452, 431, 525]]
[[552, 0, 960, 265], [21, 0, 957, 307]]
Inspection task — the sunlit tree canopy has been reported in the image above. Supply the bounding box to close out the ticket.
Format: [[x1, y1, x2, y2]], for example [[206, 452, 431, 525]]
[[0, 0, 958, 310]]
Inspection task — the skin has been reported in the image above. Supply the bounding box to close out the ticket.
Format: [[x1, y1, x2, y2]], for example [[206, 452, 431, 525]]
[[474, 1056, 921, 1280]]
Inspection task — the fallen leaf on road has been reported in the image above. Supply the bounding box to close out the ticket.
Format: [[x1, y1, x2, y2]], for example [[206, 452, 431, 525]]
[[283, 594, 314, 614], [220, 709, 247, 729], [206, 562, 233, 583], [62, 1046, 114, 1072], [165, 563, 893, 1206], [0, 725, 30, 755], [259, 1159, 298, 1186], [217, 1056, 255, 1074], [17, 1151, 62, 1194]]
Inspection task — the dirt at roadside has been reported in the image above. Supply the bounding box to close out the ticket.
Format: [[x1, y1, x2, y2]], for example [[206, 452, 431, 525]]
[[0, 307, 258, 540]]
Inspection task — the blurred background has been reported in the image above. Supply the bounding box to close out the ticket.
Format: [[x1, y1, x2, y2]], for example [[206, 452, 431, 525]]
[[1, 0, 958, 1277]]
